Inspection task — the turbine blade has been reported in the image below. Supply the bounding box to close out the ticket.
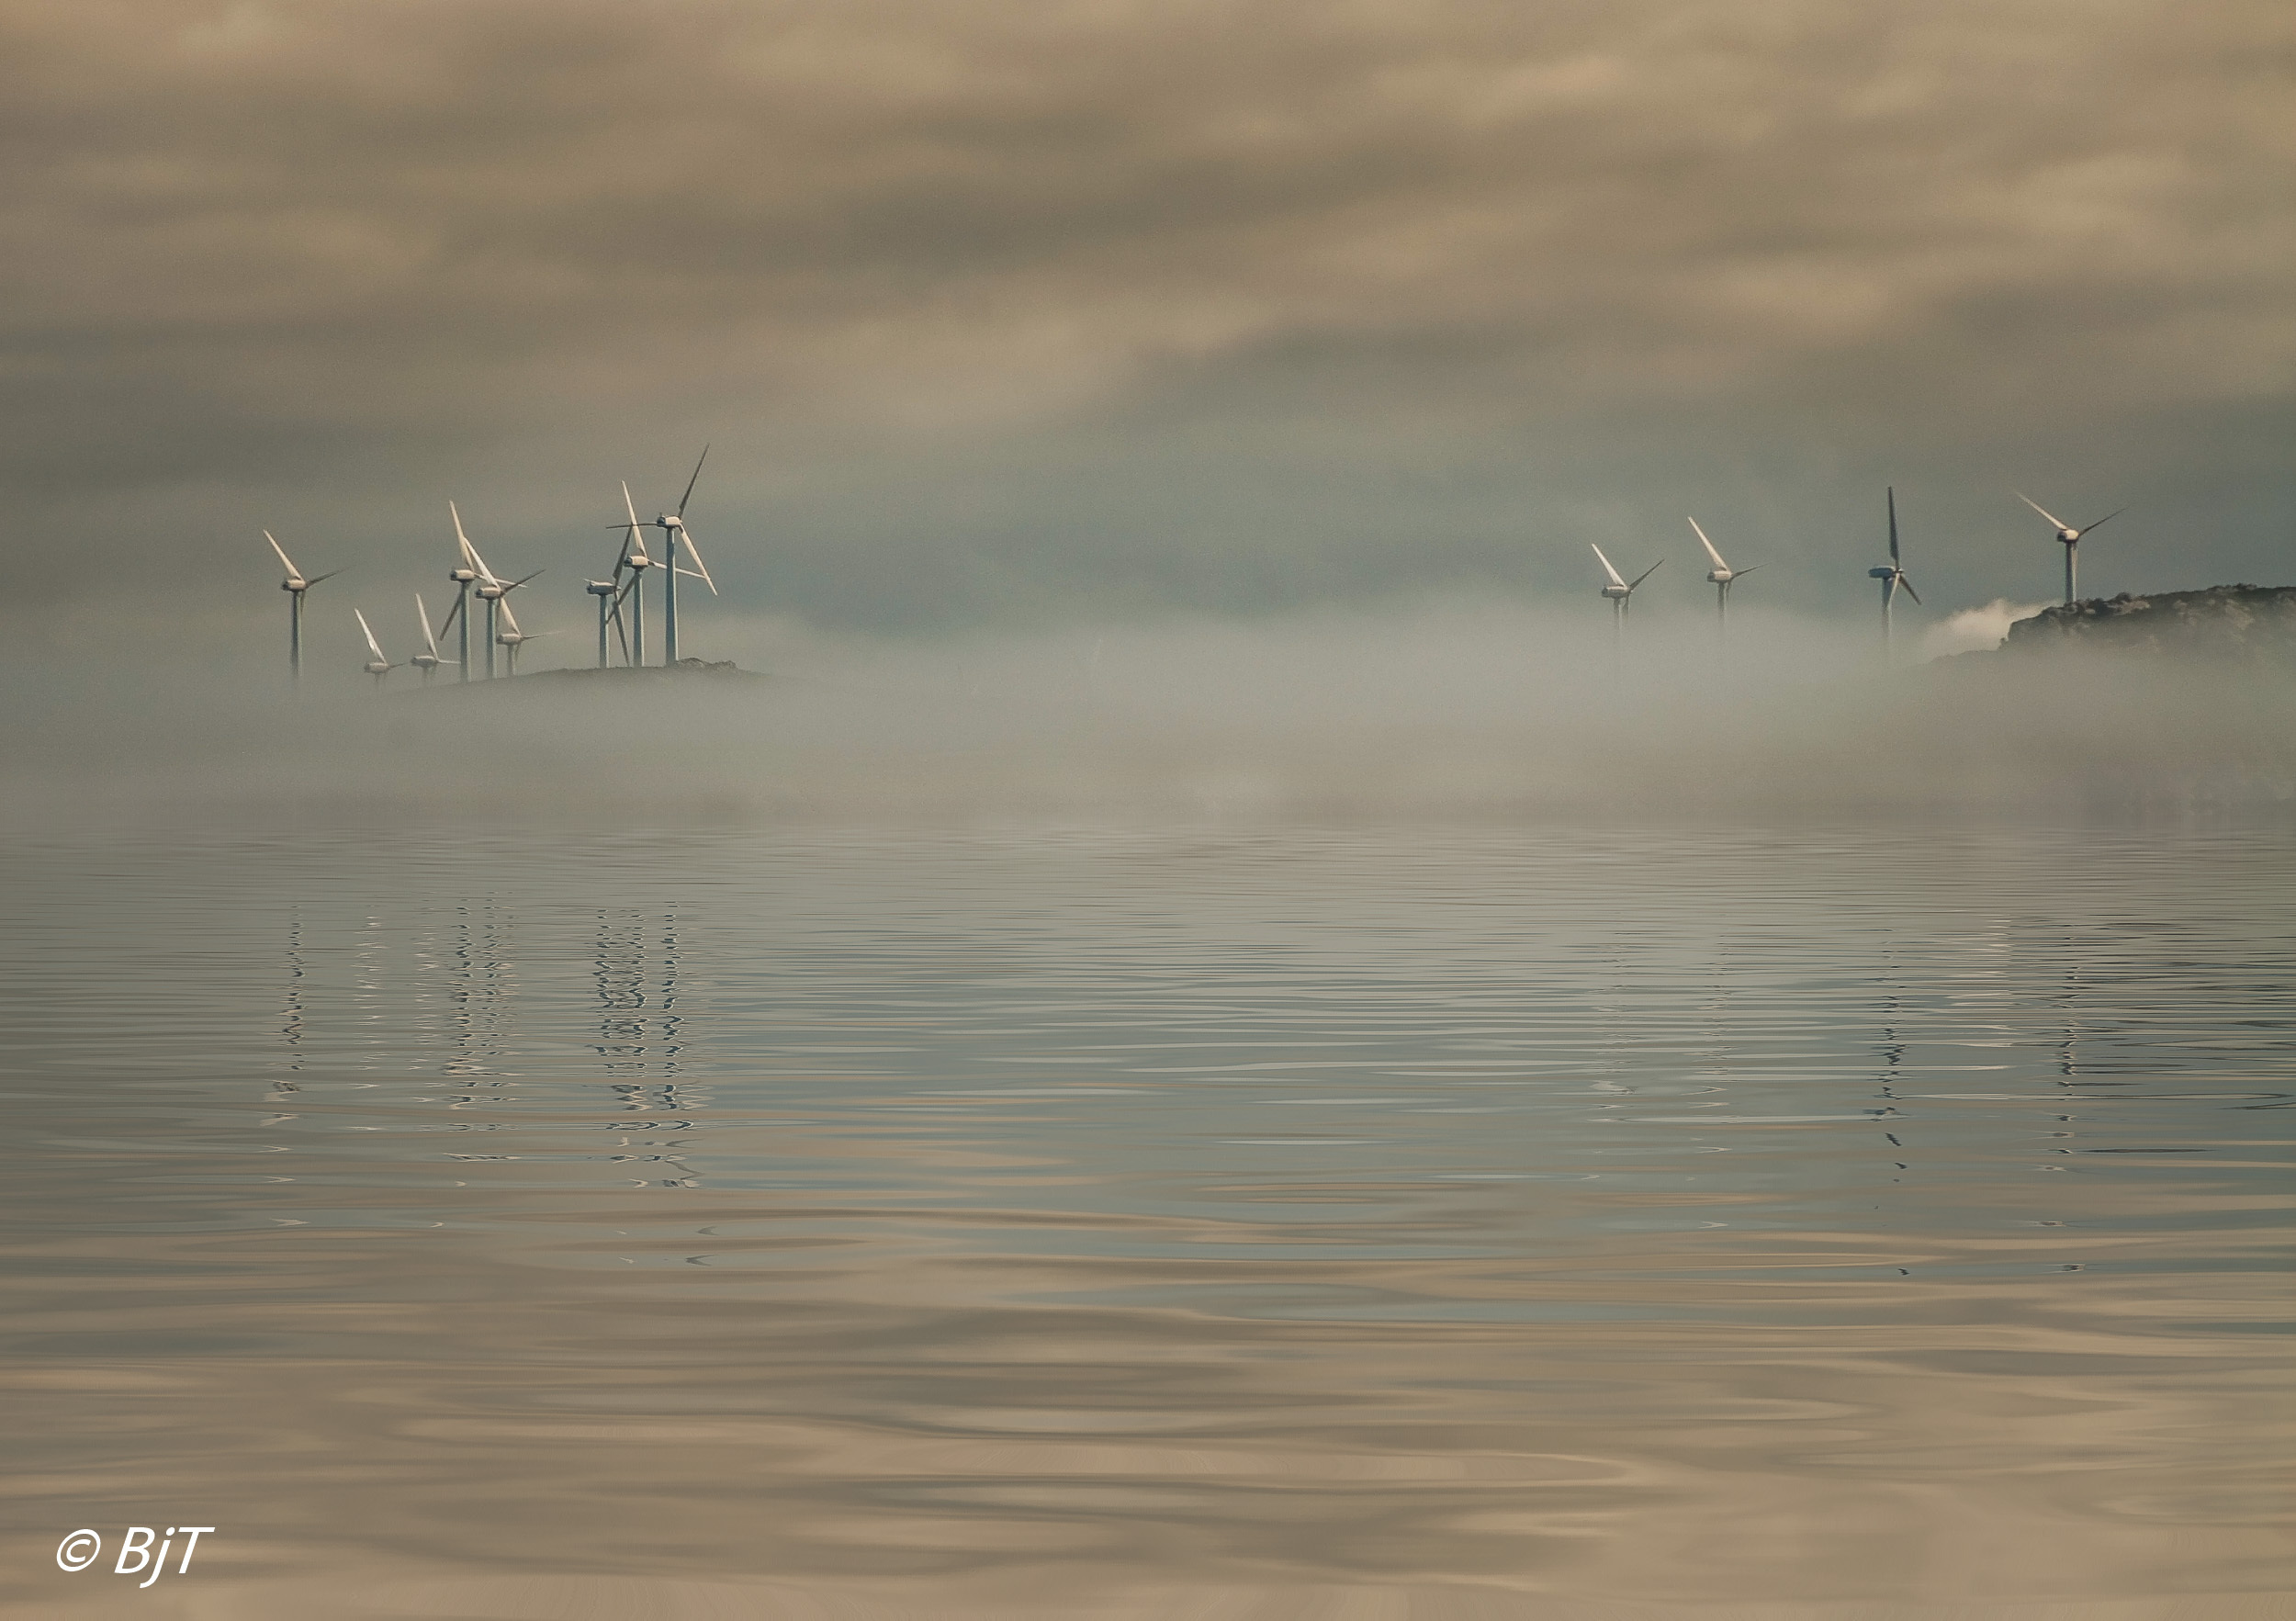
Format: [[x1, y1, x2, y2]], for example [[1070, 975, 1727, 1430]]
[[677, 444, 709, 519], [1687, 516, 1727, 571], [622, 481, 650, 559], [2015, 490, 2071, 532], [1589, 543, 1626, 589], [355, 608, 387, 662], [1627, 558, 1664, 591], [2077, 507, 2127, 535], [505, 568, 545, 591], [305, 569, 342, 587], [448, 501, 481, 573], [1899, 578, 1921, 605], [264, 531, 299, 578], [1887, 487, 1900, 564], [1730, 565, 1760, 579], [676, 530, 718, 593], [438, 593, 464, 635], [497, 596, 521, 636], [416, 591, 440, 657]]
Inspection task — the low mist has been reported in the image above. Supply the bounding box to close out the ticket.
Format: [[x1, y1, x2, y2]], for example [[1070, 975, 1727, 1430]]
[[5, 599, 2290, 827]]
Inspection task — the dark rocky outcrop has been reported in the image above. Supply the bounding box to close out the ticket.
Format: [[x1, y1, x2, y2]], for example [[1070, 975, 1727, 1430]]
[[414, 658, 767, 693], [512, 658, 764, 682], [2000, 584, 2296, 660]]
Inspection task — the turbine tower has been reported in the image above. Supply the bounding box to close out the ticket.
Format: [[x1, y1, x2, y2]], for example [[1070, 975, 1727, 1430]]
[[2015, 491, 2124, 605], [410, 592, 454, 683], [1866, 487, 1921, 656], [264, 532, 339, 681], [1687, 517, 1757, 636], [1591, 544, 1662, 651], [586, 579, 620, 669], [354, 609, 399, 689]]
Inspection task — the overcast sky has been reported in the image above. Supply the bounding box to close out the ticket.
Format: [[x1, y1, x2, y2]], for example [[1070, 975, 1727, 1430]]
[[3, 0, 2287, 656]]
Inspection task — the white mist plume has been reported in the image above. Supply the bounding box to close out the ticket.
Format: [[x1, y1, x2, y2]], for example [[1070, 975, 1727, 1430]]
[[1920, 599, 2054, 661]]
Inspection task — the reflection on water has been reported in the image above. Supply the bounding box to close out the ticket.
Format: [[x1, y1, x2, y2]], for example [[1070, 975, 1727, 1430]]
[[1, 824, 2290, 1618]]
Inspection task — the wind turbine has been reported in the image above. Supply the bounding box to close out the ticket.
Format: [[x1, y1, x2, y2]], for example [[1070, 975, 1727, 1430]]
[[1687, 517, 1757, 635], [264, 532, 340, 681], [493, 594, 555, 677], [633, 446, 718, 667], [607, 483, 656, 667], [353, 609, 399, 689], [410, 592, 455, 683], [436, 512, 482, 681], [442, 503, 540, 679], [1867, 487, 1921, 656], [2015, 490, 2124, 605], [1591, 544, 1662, 650]]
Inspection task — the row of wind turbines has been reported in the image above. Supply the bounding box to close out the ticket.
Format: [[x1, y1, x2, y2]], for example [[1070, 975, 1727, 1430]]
[[267, 475, 2127, 681], [265, 450, 720, 685], [1588, 487, 2124, 651]]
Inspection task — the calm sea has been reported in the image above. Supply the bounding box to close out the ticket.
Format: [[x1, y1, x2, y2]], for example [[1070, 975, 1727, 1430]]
[[3, 821, 2289, 1619]]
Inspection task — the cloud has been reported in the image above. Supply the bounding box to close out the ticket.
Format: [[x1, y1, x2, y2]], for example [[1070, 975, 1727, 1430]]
[[0, 0, 2287, 643]]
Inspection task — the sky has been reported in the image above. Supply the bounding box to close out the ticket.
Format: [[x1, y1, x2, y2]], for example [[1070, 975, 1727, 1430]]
[[2, 0, 2289, 672]]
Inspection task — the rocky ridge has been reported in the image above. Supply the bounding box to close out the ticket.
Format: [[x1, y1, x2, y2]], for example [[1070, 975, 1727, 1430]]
[[2000, 584, 2296, 659]]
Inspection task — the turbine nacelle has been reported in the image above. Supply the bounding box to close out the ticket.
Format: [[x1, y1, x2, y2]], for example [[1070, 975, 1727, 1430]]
[[586, 580, 617, 596], [2017, 490, 2122, 545], [449, 567, 477, 583], [1589, 543, 1660, 603], [264, 532, 335, 598]]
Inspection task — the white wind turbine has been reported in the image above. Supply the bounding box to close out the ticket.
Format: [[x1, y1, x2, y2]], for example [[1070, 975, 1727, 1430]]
[[2015, 490, 2124, 605], [1687, 516, 1757, 636], [1867, 487, 1921, 656], [441, 518, 479, 682], [607, 483, 657, 667], [410, 592, 456, 683], [1591, 543, 1662, 650], [493, 593, 556, 677], [353, 609, 399, 689], [264, 532, 341, 681], [437, 503, 541, 679], [611, 445, 716, 666], [634, 447, 719, 666], [584, 578, 625, 669]]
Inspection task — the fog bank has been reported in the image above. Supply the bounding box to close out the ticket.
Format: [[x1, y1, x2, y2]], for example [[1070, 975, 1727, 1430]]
[[3, 601, 2290, 827]]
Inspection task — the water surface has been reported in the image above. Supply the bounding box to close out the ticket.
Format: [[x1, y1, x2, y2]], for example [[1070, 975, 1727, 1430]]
[[3, 822, 2289, 1618]]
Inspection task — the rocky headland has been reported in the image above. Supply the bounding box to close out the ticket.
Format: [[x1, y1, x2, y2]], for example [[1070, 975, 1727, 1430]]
[[1998, 584, 2296, 660]]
